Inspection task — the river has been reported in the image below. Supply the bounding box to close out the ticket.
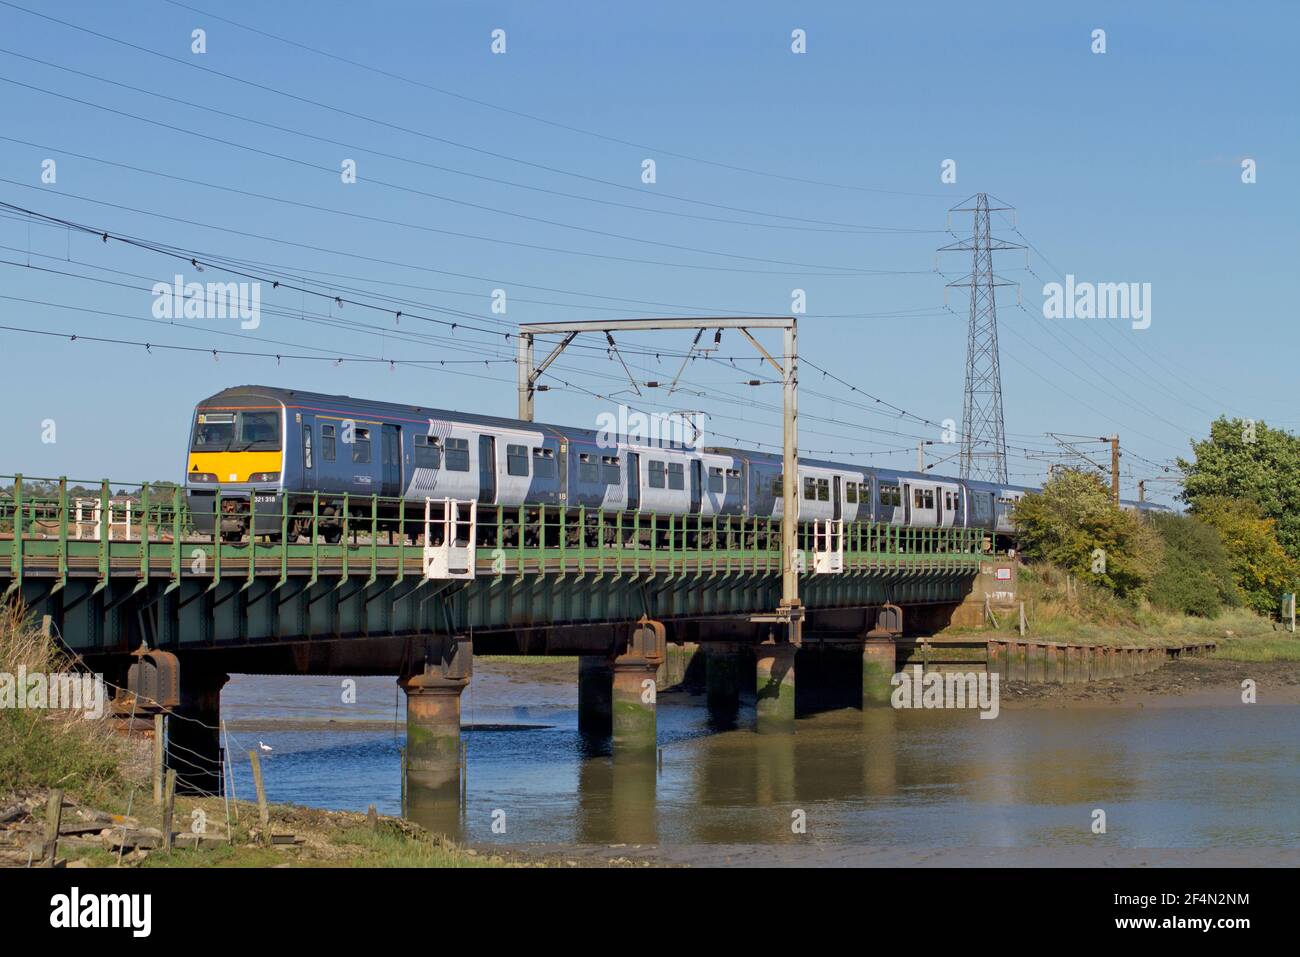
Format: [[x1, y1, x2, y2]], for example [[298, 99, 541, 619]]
[[218, 660, 1300, 860]]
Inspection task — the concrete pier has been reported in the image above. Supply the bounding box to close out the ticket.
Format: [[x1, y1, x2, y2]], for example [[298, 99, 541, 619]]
[[612, 657, 658, 756], [610, 619, 665, 757], [704, 642, 743, 725], [578, 655, 614, 737], [398, 637, 471, 835], [861, 638, 896, 707], [168, 665, 228, 795], [755, 641, 796, 733]]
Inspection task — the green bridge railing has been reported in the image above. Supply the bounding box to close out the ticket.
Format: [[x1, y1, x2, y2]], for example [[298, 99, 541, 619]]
[[1, 474, 990, 596]]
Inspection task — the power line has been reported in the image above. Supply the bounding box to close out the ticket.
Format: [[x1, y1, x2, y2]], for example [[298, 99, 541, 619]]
[[0, 50, 941, 238], [0, 134, 900, 277], [152, 0, 953, 200]]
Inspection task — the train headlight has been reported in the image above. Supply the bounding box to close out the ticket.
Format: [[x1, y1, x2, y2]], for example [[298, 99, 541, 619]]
[[188, 473, 219, 483], [250, 472, 281, 482]]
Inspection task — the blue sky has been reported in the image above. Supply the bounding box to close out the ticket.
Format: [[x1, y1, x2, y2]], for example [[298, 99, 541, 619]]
[[1, 0, 1295, 504]]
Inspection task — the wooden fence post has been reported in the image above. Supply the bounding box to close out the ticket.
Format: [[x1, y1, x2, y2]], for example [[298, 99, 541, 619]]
[[248, 750, 270, 842], [42, 789, 64, 867]]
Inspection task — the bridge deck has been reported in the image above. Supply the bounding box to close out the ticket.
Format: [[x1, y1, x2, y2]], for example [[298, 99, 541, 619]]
[[2, 475, 992, 654]]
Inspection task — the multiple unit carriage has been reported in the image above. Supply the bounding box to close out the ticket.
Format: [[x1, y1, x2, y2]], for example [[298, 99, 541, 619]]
[[185, 386, 1156, 545]]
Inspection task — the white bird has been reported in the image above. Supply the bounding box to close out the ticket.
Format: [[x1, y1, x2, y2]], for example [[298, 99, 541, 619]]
[[258, 741, 273, 752]]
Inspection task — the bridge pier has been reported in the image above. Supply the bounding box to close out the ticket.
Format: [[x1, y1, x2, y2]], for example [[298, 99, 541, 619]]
[[612, 656, 658, 757], [577, 655, 614, 737], [861, 638, 897, 707], [398, 636, 471, 835], [168, 665, 229, 795], [704, 642, 743, 726], [754, 640, 796, 733], [611, 620, 665, 758]]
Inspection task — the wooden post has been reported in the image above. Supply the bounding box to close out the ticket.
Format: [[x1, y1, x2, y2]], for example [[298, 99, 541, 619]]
[[161, 769, 176, 853], [42, 789, 64, 867], [1018, 601, 1026, 637], [367, 804, 378, 830], [248, 749, 270, 841], [153, 714, 164, 806]]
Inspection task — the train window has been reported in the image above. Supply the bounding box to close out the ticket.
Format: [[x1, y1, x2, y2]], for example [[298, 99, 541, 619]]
[[321, 424, 336, 462], [351, 427, 372, 464], [667, 462, 685, 490], [413, 434, 441, 469], [817, 478, 830, 502], [601, 455, 621, 485], [192, 412, 234, 450], [577, 453, 598, 484], [803, 477, 817, 501], [648, 460, 666, 488], [708, 467, 724, 493], [238, 411, 281, 450], [532, 447, 556, 479], [303, 425, 313, 470], [444, 438, 470, 472], [846, 482, 857, 504], [726, 468, 741, 493], [507, 444, 529, 477], [773, 475, 783, 497], [879, 483, 900, 507]]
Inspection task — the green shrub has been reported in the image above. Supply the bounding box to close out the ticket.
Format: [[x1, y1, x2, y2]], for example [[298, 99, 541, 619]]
[[1148, 513, 1237, 616]]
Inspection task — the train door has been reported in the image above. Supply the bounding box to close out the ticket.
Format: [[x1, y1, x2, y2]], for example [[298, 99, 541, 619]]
[[832, 475, 842, 521], [935, 486, 944, 526], [903, 482, 912, 524], [478, 435, 496, 504], [381, 424, 402, 497], [626, 452, 640, 511], [300, 414, 316, 479], [689, 460, 702, 514]]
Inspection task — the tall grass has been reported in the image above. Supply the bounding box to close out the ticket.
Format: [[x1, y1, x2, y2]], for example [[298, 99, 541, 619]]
[[0, 602, 130, 799], [1006, 564, 1285, 651]]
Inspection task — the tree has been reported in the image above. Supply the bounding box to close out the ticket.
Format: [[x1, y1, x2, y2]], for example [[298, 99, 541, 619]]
[[1179, 417, 1300, 562], [1148, 513, 1237, 617], [1012, 469, 1163, 598], [1190, 496, 1299, 616]]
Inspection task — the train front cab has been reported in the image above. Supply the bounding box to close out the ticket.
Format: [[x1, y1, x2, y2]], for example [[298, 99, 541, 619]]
[[185, 401, 286, 540]]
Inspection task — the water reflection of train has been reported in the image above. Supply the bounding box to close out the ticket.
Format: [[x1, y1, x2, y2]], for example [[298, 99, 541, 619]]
[[185, 385, 1163, 543]]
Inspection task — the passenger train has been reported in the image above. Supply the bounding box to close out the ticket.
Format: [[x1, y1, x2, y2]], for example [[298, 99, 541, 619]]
[[184, 386, 1162, 544]]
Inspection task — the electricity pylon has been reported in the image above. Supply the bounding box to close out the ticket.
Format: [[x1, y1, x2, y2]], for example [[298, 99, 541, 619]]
[[939, 193, 1023, 484]]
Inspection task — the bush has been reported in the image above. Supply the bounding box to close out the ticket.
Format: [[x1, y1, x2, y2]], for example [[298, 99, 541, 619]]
[[1012, 469, 1163, 599], [1148, 513, 1237, 616], [1191, 496, 1300, 616]]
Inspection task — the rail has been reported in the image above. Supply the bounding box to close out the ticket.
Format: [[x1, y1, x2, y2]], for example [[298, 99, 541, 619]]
[[1, 473, 991, 595]]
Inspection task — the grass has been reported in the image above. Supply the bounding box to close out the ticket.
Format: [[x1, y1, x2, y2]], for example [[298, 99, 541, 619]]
[[474, 655, 576, 666], [0, 602, 133, 800], [944, 563, 1299, 661], [44, 791, 517, 869]]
